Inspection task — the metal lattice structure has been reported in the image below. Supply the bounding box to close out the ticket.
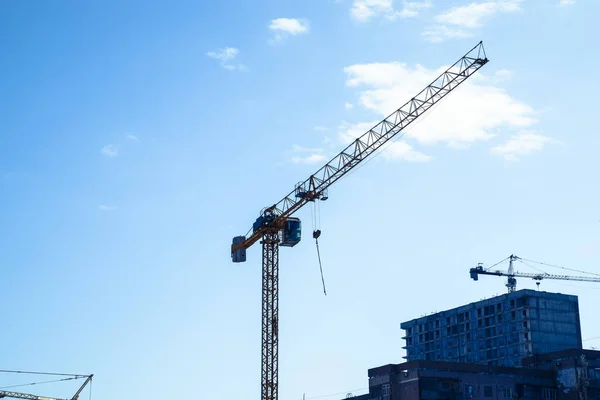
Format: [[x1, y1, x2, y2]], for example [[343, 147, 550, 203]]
[[470, 255, 600, 292], [507, 254, 517, 292], [471, 267, 600, 284], [0, 374, 92, 400], [261, 230, 280, 400], [231, 41, 489, 400], [0, 390, 66, 400]]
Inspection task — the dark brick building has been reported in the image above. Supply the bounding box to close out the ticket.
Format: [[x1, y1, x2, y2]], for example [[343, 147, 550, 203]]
[[344, 349, 600, 400]]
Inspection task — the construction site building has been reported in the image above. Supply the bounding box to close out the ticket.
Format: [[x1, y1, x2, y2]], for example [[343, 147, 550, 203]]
[[345, 348, 600, 400], [401, 290, 583, 367]]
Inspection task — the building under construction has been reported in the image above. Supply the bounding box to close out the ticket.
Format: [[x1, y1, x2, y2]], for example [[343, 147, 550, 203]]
[[401, 290, 583, 367], [344, 290, 597, 400]]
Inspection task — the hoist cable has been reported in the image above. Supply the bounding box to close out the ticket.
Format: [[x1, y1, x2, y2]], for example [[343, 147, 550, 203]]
[[519, 257, 600, 277], [315, 238, 327, 296], [484, 256, 511, 272], [0, 370, 85, 378], [518, 259, 548, 275], [316, 200, 320, 230]]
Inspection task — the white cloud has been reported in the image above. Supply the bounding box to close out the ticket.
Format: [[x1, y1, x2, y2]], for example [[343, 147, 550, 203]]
[[352, 0, 395, 20], [289, 143, 328, 165], [206, 47, 238, 62], [338, 120, 380, 144], [99, 205, 117, 211], [206, 47, 247, 71], [292, 144, 323, 153], [101, 144, 118, 157], [383, 142, 432, 162], [343, 62, 536, 147], [337, 121, 431, 162], [268, 18, 310, 44], [345, 102, 354, 110], [435, 0, 521, 28], [224, 64, 247, 71], [291, 154, 328, 164], [558, 0, 575, 6], [492, 69, 514, 82], [127, 134, 139, 141], [425, 0, 522, 42], [269, 18, 310, 34], [422, 25, 473, 42], [397, 0, 433, 17], [490, 132, 556, 161], [340, 60, 550, 161], [351, 0, 432, 21]]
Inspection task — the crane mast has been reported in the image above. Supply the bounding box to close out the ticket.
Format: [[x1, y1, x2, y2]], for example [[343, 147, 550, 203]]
[[507, 254, 517, 292], [231, 41, 489, 400]]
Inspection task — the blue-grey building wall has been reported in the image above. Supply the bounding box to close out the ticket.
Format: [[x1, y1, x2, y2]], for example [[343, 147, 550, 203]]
[[400, 290, 582, 367]]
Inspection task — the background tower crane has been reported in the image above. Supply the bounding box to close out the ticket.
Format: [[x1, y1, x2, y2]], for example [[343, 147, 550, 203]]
[[470, 254, 600, 292], [231, 41, 489, 400], [0, 373, 92, 400]]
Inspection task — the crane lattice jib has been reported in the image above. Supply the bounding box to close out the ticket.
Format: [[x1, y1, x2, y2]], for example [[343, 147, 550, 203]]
[[232, 41, 488, 254], [0, 375, 92, 400], [477, 269, 600, 283], [0, 390, 65, 400]]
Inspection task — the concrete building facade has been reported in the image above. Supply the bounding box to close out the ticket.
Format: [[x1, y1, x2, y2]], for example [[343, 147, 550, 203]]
[[523, 349, 600, 400], [400, 290, 583, 367], [345, 349, 600, 400]]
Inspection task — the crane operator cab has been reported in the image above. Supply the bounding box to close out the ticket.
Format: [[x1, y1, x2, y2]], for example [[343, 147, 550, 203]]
[[281, 217, 301, 247], [232, 217, 302, 263]]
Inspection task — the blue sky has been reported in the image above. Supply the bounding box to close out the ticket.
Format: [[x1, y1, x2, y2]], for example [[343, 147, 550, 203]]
[[1, 0, 599, 399]]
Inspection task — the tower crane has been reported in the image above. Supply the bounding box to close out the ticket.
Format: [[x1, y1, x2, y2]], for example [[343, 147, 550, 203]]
[[231, 41, 489, 400], [0, 391, 66, 400], [0, 374, 92, 400], [470, 254, 600, 292]]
